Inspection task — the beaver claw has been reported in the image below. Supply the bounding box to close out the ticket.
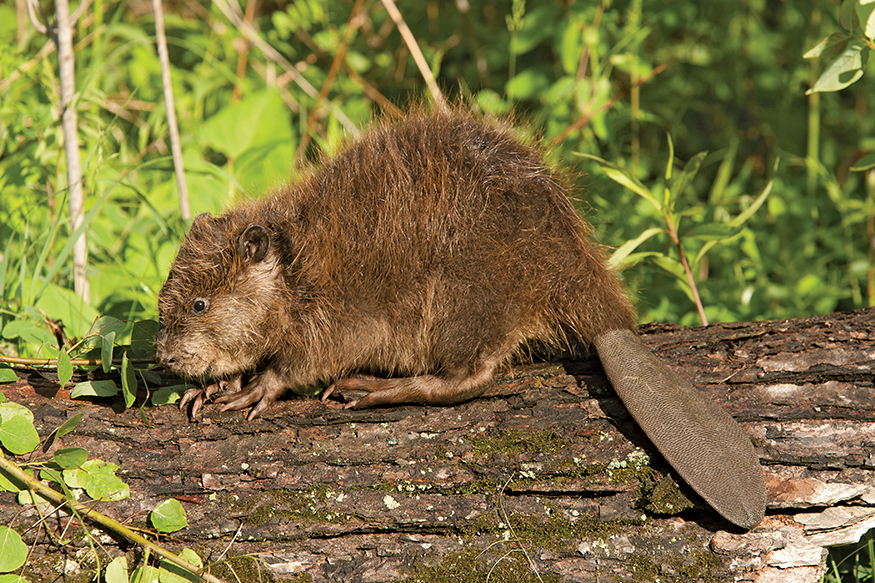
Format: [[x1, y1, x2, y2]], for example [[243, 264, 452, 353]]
[[179, 375, 242, 419]]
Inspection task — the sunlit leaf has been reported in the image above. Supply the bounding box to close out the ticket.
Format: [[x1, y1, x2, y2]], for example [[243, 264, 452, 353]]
[[150, 498, 188, 533], [0, 525, 27, 572]]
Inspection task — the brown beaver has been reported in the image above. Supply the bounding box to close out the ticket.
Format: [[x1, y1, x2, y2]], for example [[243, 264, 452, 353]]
[[155, 109, 766, 529]]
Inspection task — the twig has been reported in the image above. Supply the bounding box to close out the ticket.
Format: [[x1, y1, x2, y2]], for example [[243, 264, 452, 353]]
[[0, 453, 227, 583], [0, 355, 154, 367], [212, 0, 359, 137], [54, 0, 90, 302], [152, 0, 190, 219], [231, 0, 258, 103], [379, 0, 447, 111], [298, 0, 367, 159]]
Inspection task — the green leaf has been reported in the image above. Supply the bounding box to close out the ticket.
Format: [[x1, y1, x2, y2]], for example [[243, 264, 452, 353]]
[[151, 385, 188, 406], [198, 88, 294, 159], [78, 459, 129, 501], [510, 5, 561, 55], [1, 319, 30, 340], [131, 320, 159, 358], [803, 33, 851, 59], [0, 575, 28, 583], [101, 330, 116, 374], [53, 447, 88, 469], [0, 525, 28, 572], [0, 467, 19, 492], [158, 548, 202, 583], [681, 223, 741, 241], [70, 380, 119, 399], [506, 68, 551, 100], [90, 315, 126, 338], [667, 151, 708, 209], [608, 228, 665, 269], [840, 0, 860, 30], [851, 152, 875, 171], [807, 40, 865, 93], [0, 402, 33, 424], [150, 498, 188, 533], [104, 556, 129, 583], [730, 173, 775, 228], [0, 416, 39, 455], [121, 352, 137, 409], [55, 412, 82, 439], [57, 348, 73, 387], [18, 325, 53, 346], [0, 368, 16, 383], [131, 565, 160, 583], [603, 167, 661, 210], [861, 0, 875, 39]]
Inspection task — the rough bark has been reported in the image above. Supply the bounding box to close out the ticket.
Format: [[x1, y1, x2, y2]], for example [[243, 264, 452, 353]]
[[3, 307, 875, 582]]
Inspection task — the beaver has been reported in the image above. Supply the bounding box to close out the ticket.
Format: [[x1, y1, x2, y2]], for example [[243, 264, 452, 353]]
[[155, 109, 766, 529]]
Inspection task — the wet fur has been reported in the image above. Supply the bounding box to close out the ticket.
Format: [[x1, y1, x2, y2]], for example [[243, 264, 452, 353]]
[[156, 109, 635, 406]]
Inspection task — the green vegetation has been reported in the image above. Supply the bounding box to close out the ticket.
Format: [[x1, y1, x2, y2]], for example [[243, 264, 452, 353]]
[[2, 0, 875, 581]]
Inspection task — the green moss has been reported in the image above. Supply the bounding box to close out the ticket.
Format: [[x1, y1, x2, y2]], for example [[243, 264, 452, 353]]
[[673, 550, 723, 582], [614, 550, 724, 583], [472, 428, 569, 457], [398, 548, 563, 583], [209, 554, 280, 582], [640, 475, 694, 515], [460, 508, 631, 552], [224, 488, 351, 527]]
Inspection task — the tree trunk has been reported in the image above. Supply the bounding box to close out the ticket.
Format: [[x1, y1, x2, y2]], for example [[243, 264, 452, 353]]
[[3, 308, 875, 582]]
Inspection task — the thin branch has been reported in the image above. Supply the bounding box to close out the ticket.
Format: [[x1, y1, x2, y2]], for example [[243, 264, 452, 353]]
[[0, 453, 227, 583], [231, 0, 258, 102], [298, 0, 367, 158], [0, 355, 155, 367], [380, 0, 447, 111], [152, 0, 190, 219], [25, 0, 48, 35], [212, 0, 359, 137], [55, 0, 90, 302]]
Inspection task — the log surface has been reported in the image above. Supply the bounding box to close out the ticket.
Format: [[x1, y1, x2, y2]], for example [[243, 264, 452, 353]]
[[3, 307, 875, 582]]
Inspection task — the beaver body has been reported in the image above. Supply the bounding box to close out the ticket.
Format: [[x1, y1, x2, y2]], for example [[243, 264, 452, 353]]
[[156, 110, 766, 529]]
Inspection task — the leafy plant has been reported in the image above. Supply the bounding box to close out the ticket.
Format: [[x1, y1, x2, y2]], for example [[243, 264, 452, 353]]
[[580, 137, 774, 325], [0, 390, 221, 583]]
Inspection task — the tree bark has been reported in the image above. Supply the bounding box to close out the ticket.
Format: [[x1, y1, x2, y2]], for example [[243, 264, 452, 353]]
[[3, 307, 875, 582]]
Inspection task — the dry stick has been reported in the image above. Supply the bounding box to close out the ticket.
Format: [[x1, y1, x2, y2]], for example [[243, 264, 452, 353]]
[[53, 0, 90, 303], [298, 0, 367, 159], [0, 454, 227, 583], [379, 0, 447, 111], [344, 63, 402, 116], [213, 0, 359, 137], [550, 63, 666, 147], [231, 0, 257, 103], [0, 355, 154, 366], [152, 0, 190, 219]]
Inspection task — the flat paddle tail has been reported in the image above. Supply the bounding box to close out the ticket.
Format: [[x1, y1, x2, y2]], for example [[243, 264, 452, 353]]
[[594, 329, 766, 529]]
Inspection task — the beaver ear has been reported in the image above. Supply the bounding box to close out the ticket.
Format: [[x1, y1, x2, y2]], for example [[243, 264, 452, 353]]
[[237, 225, 271, 264]]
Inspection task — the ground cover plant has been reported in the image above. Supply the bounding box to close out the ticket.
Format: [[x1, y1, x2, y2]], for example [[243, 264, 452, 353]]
[[1, 0, 874, 580]]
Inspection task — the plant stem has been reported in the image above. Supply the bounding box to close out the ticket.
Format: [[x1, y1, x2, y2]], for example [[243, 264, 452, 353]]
[[0, 453, 226, 583], [55, 0, 90, 302], [152, 0, 190, 219], [666, 218, 708, 326]]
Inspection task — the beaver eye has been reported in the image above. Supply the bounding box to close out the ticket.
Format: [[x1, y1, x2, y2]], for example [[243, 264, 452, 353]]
[[191, 298, 209, 314]]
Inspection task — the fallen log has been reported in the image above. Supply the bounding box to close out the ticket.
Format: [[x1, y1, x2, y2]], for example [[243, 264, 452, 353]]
[[2, 307, 874, 582]]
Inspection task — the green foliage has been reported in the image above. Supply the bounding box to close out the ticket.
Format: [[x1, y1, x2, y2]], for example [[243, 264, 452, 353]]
[[150, 498, 188, 534], [824, 529, 875, 583], [806, 0, 875, 94], [0, 392, 217, 582]]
